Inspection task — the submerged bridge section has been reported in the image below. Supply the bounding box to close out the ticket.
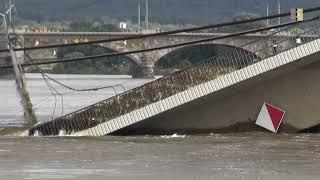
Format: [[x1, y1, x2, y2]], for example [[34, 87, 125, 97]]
[[29, 18, 320, 136]]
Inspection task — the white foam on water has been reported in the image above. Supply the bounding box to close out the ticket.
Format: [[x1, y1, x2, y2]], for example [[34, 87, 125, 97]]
[[0, 149, 11, 152], [33, 130, 41, 137], [160, 133, 186, 139], [17, 130, 30, 137], [58, 130, 67, 136], [1, 128, 29, 137]]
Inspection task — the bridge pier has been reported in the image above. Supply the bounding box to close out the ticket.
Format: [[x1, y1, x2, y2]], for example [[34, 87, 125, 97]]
[[132, 54, 155, 79], [132, 64, 155, 79]]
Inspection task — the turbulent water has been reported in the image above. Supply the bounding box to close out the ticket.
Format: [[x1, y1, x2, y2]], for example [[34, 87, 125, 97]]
[[0, 134, 319, 180], [1, 74, 320, 179]]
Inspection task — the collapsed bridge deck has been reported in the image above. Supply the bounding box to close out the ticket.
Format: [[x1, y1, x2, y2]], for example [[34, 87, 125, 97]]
[[29, 18, 320, 136]]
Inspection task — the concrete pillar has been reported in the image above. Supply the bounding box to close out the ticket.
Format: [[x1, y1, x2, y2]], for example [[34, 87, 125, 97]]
[[132, 53, 155, 79]]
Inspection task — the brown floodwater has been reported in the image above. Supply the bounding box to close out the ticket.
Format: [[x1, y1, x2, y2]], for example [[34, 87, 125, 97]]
[[1, 74, 319, 179], [0, 133, 319, 180]]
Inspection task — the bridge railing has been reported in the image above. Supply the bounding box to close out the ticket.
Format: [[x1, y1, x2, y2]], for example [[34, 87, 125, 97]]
[[30, 18, 320, 136], [201, 19, 320, 72]]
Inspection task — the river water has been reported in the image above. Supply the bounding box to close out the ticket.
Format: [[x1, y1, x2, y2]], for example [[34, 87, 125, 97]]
[[0, 134, 319, 180], [0, 74, 154, 125], [0, 74, 319, 179]]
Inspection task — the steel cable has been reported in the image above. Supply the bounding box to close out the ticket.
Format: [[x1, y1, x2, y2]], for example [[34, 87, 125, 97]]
[[1, 6, 320, 53], [1, 17, 318, 70]]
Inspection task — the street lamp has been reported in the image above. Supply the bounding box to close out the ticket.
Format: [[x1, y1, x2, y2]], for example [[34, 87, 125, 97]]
[[145, 0, 149, 29]]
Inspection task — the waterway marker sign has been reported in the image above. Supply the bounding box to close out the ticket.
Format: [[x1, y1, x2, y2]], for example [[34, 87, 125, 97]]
[[255, 103, 285, 133]]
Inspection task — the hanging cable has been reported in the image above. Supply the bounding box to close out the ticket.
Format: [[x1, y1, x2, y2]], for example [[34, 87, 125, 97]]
[[5, 11, 129, 102], [1, 6, 320, 53], [5, 8, 130, 94], [24, 50, 129, 95], [43, 74, 58, 120], [5, 13, 64, 118], [3, 12, 37, 125], [1, 16, 318, 70]]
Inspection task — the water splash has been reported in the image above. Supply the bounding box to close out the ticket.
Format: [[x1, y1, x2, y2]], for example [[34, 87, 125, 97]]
[[58, 130, 67, 136], [33, 130, 41, 137], [160, 133, 186, 139], [0, 127, 29, 137]]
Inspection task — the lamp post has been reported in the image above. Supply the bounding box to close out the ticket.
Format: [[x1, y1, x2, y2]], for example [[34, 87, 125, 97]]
[[266, 0, 269, 27], [1, 10, 37, 126], [278, 0, 281, 25], [138, 0, 141, 32], [145, 0, 149, 30]]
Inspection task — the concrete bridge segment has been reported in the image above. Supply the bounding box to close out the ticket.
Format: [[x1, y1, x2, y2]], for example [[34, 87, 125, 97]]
[[66, 38, 320, 136]]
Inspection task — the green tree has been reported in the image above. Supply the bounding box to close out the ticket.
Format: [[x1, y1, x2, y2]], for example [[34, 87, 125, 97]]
[[176, 59, 192, 69], [55, 45, 135, 75], [92, 24, 121, 32], [68, 21, 95, 32], [52, 63, 65, 73], [231, 13, 266, 32]]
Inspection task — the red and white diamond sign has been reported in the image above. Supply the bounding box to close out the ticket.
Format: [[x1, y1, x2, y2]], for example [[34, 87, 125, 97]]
[[255, 103, 285, 133]]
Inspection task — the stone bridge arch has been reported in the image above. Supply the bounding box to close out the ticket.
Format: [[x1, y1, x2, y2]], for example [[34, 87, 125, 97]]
[[23, 37, 141, 65], [142, 35, 267, 66], [19, 32, 296, 78], [90, 44, 141, 65], [154, 43, 262, 69]]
